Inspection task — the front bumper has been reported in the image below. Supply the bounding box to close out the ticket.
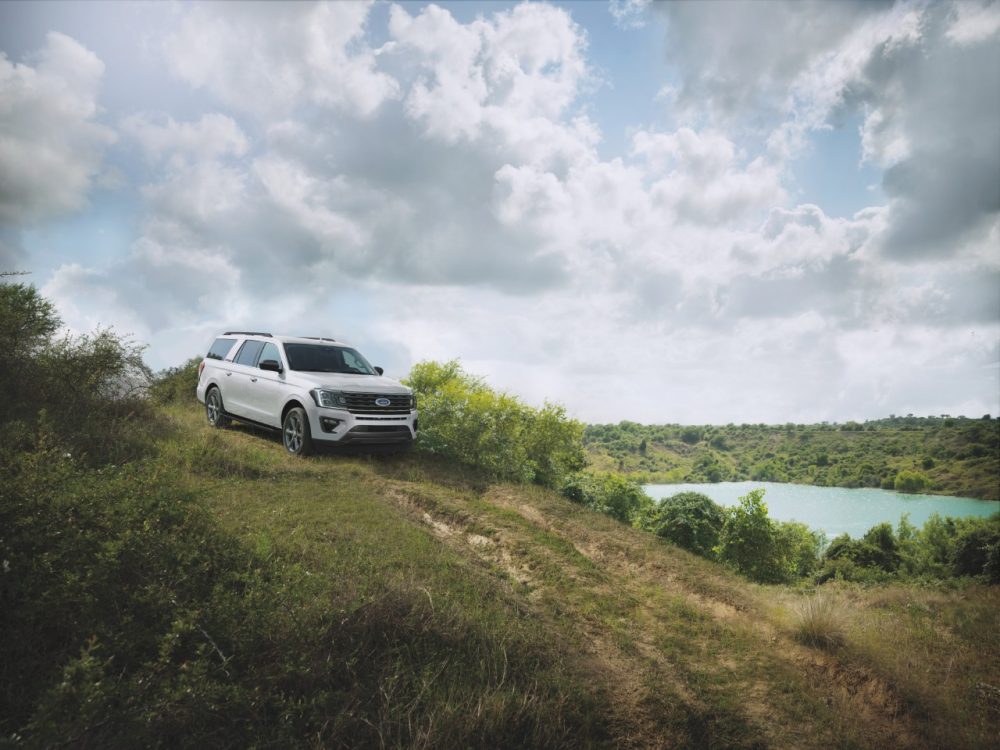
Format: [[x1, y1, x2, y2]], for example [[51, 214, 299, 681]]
[[306, 407, 417, 445]]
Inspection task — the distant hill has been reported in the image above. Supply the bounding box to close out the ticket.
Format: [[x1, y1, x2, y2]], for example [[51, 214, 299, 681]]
[[584, 416, 1000, 501]]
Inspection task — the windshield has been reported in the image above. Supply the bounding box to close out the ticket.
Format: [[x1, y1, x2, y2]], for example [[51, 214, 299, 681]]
[[283, 343, 376, 375]]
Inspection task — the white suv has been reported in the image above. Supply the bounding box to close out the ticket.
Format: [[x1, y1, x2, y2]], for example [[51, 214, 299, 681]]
[[196, 332, 417, 455]]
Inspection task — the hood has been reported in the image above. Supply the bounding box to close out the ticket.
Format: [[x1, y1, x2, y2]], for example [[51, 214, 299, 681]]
[[291, 371, 411, 394]]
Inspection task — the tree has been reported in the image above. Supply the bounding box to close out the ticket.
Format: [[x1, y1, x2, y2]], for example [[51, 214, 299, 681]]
[[776, 521, 824, 577], [717, 488, 792, 583], [680, 427, 702, 445], [0, 279, 154, 465]]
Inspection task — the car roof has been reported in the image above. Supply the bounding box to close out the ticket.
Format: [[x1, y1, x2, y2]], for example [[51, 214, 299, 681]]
[[276, 335, 354, 347], [219, 333, 354, 348]]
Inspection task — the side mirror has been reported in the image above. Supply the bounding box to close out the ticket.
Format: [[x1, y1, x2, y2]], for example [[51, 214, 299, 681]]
[[374, 366, 384, 375], [259, 359, 283, 373]]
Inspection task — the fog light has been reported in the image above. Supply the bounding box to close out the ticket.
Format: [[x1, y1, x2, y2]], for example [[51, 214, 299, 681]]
[[320, 417, 343, 433]]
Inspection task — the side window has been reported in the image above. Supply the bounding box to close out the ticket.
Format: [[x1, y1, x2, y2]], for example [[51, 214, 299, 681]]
[[234, 340, 265, 367], [258, 342, 281, 369], [207, 337, 236, 360]]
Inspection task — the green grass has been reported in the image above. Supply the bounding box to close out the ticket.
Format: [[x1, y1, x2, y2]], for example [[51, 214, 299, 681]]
[[5, 400, 998, 748]]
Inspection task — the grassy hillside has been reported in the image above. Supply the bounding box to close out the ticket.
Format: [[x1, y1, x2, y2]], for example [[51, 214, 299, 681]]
[[2, 281, 997, 747], [7, 394, 998, 748], [584, 418, 1000, 501]]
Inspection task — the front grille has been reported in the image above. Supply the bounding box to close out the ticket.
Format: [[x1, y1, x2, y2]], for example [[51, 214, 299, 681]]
[[340, 392, 413, 415]]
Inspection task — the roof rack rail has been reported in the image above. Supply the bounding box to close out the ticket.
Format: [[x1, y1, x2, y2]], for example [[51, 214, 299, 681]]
[[298, 336, 337, 342], [223, 331, 272, 337]]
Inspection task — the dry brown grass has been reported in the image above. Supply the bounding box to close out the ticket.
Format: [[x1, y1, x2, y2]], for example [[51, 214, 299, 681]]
[[793, 594, 847, 650]]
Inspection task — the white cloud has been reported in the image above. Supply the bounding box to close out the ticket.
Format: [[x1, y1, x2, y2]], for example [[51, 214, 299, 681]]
[[946, 0, 1000, 45], [609, 0, 651, 30], [163, 1, 398, 118], [122, 112, 248, 164], [388, 1, 593, 165], [27, 2, 999, 422], [0, 32, 115, 224], [659, 1, 1000, 261]]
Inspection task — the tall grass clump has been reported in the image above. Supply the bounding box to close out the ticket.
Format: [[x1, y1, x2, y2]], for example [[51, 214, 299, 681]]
[[406, 359, 585, 487], [792, 595, 846, 650]]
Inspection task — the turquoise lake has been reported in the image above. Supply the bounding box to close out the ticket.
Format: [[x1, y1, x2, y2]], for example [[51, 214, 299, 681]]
[[643, 482, 999, 539]]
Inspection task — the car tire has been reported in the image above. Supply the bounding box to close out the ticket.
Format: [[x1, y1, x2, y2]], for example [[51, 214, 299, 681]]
[[282, 406, 313, 457], [205, 387, 230, 428]]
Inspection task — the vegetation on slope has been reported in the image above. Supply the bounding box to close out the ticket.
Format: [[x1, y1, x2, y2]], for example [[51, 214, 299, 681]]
[[584, 418, 1000, 500], [3, 280, 999, 748], [0, 282, 609, 747], [642, 489, 998, 586]]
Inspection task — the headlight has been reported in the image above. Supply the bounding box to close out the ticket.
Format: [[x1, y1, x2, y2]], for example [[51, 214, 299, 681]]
[[410, 393, 417, 409], [311, 388, 348, 408]]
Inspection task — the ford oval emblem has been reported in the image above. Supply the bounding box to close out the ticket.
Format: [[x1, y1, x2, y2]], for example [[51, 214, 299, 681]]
[[375, 397, 392, 407]]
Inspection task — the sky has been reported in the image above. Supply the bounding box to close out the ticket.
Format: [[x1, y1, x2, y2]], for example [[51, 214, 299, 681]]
[[1, 0, 998, 424]]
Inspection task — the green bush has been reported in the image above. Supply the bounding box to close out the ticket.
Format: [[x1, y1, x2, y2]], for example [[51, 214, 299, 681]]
[[405, 360, 585, 487], [0, 280, 158, 466], [562, 472, 653, 524], [0, 452, 275, 744], [643, 492, 725, 558], [952, 524, 1000, 581], [776, 520, 825, 578], [1, 451, 606, 747], [821, 523, 901, 578], [818, 514, 1000, 583], [150, 356, 201, 405], [894, 469, 930, 493]]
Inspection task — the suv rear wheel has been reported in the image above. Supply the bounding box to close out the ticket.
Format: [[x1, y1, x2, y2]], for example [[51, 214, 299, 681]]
[[282, 406, 313, 456], [205, 387, 230, 428]]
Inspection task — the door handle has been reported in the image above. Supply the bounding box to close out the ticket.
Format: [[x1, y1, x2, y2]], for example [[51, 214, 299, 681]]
[[226, 372, 231, 376], [251, 377, 258, 383]]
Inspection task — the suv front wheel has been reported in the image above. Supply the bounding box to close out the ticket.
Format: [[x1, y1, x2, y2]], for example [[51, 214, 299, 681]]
[[282, 406, 313, 456]]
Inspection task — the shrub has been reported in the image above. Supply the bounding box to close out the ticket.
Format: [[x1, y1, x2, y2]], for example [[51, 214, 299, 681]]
[[821, 524, 901, 576], [562, 472, 653, 524], [150, 356, 201, 405], [405, 360, 585, 487], [951, 518, 1000, 581], [644, 492, 725, 558], [0, 280, 158, 466], [894, 469, 930, 493]]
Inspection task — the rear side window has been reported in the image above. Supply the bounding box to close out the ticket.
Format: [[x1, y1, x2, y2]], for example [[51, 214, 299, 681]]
[[207, 337, 236, 360], [234, 340, 265, 366]]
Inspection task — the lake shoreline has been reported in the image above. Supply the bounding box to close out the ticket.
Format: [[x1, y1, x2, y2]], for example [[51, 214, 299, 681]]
[[643, 481, 1000, 539], [641, 478, 997, 504]]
